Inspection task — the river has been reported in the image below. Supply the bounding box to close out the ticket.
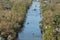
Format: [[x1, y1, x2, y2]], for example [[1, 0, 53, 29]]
[[17, 0, 42, 40]]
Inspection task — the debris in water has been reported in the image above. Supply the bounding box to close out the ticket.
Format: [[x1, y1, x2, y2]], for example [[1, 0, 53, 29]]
[[34, 9, 36, 11], [27, 22, 29, 24], [32, 33, 34, 36]]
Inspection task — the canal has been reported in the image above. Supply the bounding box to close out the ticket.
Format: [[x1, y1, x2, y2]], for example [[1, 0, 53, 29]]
[[18, 0, 42, 40]]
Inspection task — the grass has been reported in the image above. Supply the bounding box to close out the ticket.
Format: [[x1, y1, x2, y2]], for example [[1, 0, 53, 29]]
[[40, 0, 60, 40], [0, 0, 32, 39]]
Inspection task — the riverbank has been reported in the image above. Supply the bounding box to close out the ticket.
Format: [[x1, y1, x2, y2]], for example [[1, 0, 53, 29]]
[[40, 0, 60, 40], [0, 0, 32, 40]]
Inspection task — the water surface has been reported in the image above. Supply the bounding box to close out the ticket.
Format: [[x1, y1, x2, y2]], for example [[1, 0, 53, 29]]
[[18, 0, 42, 40]]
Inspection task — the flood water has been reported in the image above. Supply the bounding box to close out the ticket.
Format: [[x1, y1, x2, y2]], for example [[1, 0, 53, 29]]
[[18, 0, 42, 40]]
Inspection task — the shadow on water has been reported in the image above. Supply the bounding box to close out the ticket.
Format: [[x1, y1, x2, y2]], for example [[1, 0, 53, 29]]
[[17, 0, 42, 40]]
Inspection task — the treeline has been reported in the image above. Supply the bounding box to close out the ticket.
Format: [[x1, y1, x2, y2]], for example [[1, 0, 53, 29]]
[[0, 0, 32, 40], [40, 0, 60, 40]]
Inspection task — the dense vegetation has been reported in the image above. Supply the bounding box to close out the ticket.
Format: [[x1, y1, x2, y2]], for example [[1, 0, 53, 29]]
[[0, 0, 32, 40], [40, 0, 60, 40]]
